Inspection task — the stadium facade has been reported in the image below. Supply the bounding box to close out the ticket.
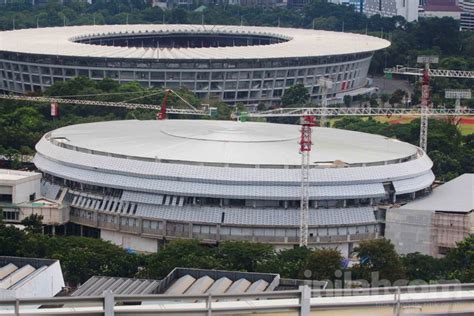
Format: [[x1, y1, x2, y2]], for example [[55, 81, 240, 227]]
[[0, 25, 389, 105], [34, 120, 435, 255]]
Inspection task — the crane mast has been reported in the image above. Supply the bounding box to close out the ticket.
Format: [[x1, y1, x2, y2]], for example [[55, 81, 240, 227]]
[[317, 78, 333, 127], [419, 61, 432, 153], [157, 89, 170, 120], [2, 86, 473, 248], [299, 115, 316, 247]]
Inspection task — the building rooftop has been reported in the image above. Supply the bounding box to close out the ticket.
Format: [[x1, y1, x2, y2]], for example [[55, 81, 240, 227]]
[[72, 268, 282, 297], [0, 24, 390, 60], [0, 169, 41, 184], [424, 0, 462, 12], [46, 120, 418, 166], [0, 256, 64, 297], [399, 173, 473, 213], [72, 276, 160, 297]]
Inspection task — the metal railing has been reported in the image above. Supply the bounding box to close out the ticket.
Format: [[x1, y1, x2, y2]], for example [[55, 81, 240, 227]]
[[1, 283, 474, 316]]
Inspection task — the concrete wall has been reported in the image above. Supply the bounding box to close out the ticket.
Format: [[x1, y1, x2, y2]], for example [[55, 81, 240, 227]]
[[385, 207, 433, 255], [396, 0, 419, 22], [422, 11, 461, 19], [13, 260, 65, 298], [19, 205, 69, 225], [432, 212, 473, 256], [100, 229, 354, 258], [101, 230, 159, 253], [13, 179, 41, 204]]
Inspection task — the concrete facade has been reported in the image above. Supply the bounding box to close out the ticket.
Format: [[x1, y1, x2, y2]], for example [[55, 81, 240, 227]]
[[0, 169, 41, 205], [0, 25, 389, 105], [31, 120, 435, 254], [0, 257, 64, 300], [386, 174, 473, 257]]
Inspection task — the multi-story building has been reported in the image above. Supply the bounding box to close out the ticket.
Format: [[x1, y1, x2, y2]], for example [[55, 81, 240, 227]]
[[330, 0, 419, 21], [364, 0, 419, 21], [328, 0, 364, 13], [419, 0, 463, 20], [26, 119, 436, 255], [0, 169, 69, 229], [459, 0, 474, 30], [0, 24, 389, 106]]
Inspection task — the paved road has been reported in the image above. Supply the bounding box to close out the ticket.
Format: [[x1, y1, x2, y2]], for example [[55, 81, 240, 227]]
[[370, 76, 413, 95]]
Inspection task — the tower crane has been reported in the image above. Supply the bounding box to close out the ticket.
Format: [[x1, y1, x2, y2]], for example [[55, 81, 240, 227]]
[[156, 89, 201, 120], [2, 89, 473, 247], [298, 114, 316, 247], [239, 105, 473, 247], [385, 65, 474, 79], [384, 55, 474, 152], [0, 90, 212, 118]]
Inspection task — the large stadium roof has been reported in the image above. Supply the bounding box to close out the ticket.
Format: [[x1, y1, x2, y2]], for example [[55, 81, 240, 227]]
[[0, 24, 390, 60], [47, 120, 417, 166]]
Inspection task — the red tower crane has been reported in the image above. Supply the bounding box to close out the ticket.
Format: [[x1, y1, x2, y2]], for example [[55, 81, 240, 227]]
[[156, 89, 200, 120], [157, 89, 171, 120], [417, 56, 438, 153], [299, 115, 317, 247]]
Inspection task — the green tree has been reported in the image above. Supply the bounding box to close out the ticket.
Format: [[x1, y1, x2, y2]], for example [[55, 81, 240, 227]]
[[257, 247, 311, 279], [281, 84, 310, 107], [215, 102, 232, 120], [389, 89, 406, 106], [217, 241, 274, 272], [257, 247, 312, 278], [0, 223, 26, 256], [429, 150, 462, 181], [140, 240, 221, 279], [380, 94, 389, 105], [50, 236, 141, 286], [343, 95, 352, 107], [401, 252, 447, 282], [444, 235, 474, 283], [353, 238, 406, 284], [300, 248, 343, 281], [20, 214, 44, 234]]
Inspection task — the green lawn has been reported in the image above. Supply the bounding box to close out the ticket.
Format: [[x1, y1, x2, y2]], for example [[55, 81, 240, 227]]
[[328, 116, 474, 135]]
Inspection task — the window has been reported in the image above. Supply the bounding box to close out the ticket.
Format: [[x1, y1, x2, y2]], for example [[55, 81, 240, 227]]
[[0, 194, 12, 203]]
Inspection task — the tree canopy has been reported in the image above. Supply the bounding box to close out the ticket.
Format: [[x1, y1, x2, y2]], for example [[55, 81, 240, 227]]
[[281, 84, 310, 107], [1, 218, 473, 286]]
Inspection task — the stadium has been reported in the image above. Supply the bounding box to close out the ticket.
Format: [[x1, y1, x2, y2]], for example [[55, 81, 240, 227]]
[[35, 120, 434, 255], [0, 24, 389, 105]]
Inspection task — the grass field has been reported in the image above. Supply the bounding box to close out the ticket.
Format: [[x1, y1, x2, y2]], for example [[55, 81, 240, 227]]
[[330, 116, 474, 135]]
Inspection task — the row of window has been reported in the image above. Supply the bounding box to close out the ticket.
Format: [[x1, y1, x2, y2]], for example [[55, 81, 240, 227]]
[[0, 60, 364, 78], [0, 51, 374, 69], [71, 208, 378, 238], [2, 72, 359, 89], [49, 176, 386, 209]]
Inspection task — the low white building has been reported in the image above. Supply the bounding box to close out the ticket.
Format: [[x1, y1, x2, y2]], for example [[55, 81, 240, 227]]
[[0, 169, 41, 205], [386, 173, 473, 257], [0, 170, 68, 228], [0, 256, 65, 300]]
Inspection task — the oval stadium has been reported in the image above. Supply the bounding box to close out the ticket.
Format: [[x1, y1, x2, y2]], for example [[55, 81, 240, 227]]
[[34, 120, 434, 255], [0, 24, 389, 105]]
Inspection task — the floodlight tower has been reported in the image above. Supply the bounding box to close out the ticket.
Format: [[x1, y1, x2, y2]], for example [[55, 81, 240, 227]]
[[299, 114, 317, 247], [445, 89, 472, 110], [417, 55, 439, 153], [318, 78, 334, 127]]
